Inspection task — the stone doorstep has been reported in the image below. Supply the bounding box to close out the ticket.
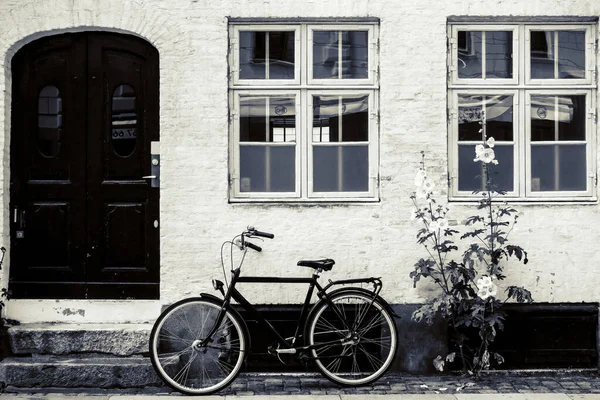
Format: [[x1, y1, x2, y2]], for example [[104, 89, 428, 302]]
[[8, 323, 152, 356], [0, 356, 162, 388]]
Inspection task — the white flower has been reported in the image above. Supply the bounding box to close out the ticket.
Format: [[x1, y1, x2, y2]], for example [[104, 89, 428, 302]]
[[414, 170, 427, 187], [428, 220, 440, 233], [477, 276, 493, 288], [486, 137, 496, 148], [475, 144, 485, 156], [437, 218, 449, 231], [474, 148, 496, 164], [476, 276, 498, 300], [416, 187, 428, 199], [423, 179, 435, 192]]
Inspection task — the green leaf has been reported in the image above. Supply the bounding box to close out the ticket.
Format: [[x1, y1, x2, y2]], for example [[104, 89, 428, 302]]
[[505, 286, 533, 303]]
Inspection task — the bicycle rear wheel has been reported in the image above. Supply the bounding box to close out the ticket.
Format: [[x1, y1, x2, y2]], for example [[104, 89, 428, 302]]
[[149, 297, 247, 395], [306, 290, 397, 386]]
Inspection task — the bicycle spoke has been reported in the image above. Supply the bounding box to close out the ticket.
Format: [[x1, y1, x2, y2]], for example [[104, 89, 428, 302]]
[[158, 329, 194, 346], [357, 313, 387, 335], [158, 347, 193, 365], [172, 351, 197, 386], [358, 343, 384, 371], [360, 335, 392, 350], [315, 317, 346, 339]]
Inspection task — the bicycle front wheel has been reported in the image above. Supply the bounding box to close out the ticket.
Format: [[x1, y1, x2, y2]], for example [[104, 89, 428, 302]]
[[149, 297, 247, 395], [306, 290, 397, 386]]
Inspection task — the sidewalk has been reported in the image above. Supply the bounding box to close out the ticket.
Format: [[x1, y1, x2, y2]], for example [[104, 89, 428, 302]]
[[2, 371, 600, 399]]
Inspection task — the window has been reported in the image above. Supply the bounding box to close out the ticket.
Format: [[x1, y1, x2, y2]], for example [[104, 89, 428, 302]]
[[229, 20, 379, 201], [448, 19, 597, 200]]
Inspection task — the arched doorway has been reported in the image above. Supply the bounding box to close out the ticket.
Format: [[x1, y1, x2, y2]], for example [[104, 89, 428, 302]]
[[9, 32, 159, 299]]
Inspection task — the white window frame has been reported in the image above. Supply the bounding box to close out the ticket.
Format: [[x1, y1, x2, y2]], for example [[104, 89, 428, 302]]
[[449, 90, 520, 198], [230, 90, 301, 199], [229, 20, 379, 202], [525, 25, 595, 86], [307, 90, 379, 199], [525, 89, 595, 198], [450, 25, 519, 85], [448, 20, 597, 202], [307, 25, 378, 86], [231, 25, 301, 86]]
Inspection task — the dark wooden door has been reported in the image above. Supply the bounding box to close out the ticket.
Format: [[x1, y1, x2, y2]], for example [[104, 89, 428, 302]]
[[10, 32, 159, 299]]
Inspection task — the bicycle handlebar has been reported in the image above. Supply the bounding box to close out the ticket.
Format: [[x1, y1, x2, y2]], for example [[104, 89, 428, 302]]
[[253, 230, 274, 239], [245, 241, 262, 252]]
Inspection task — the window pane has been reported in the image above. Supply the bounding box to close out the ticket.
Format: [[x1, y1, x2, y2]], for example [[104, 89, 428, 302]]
[[486, 31, 512, 78], [313, 31, 368, 79], [313, 145, 368, 192], [240, 31, 266, 79], [313, 95, 368, 142], [457, 31, 483, 79], [458, 95, 513, 141], [531, 95, 585, 141], [240, 145, 295, 192], [558, 31, 585, 79], [239, 31, 295, 80], [486, 95, 513, 141], [531, 144, 586, 191], [458, 94, 484, 141], [531, 30, 585, 79], [38, 85, 62, 157], [240, 96, 296, 142], [458, 145, 513, 192], [269, 31, 295, 79], [111, 84, 137, 157]]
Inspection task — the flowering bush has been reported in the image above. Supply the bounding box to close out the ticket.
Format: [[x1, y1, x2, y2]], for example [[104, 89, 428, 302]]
[[410, 131, 533, 376]]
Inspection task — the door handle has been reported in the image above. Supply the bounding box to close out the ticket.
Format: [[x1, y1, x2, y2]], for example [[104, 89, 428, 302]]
[[142, 175, 157, 179]]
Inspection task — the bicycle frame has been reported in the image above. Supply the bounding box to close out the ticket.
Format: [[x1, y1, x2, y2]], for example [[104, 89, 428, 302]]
[[201, 266, 383, 355]]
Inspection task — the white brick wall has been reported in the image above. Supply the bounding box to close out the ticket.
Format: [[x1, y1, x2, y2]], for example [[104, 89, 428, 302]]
[[1, 0, 599, 322]]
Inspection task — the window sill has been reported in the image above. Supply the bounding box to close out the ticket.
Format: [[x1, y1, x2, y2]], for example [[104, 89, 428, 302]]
[[229, 197, 380, 205], [448, 196, 598, 205]]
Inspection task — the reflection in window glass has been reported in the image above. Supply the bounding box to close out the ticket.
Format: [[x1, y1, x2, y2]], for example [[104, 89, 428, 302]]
[[240, 145, 295, 192], [531, 95, 585, 141], [531, 144, 586, 191], [486, 31, 513, 78], [312, 95, 368, 142], [457, 31, 512, 79], [458, 94, 513, 141], [313, 31, 368, 79], [240, 96, 296, 142], [239, 95, 296, 192], [458, 145, 514, 192], [313, 145, 368, 192], [531, 30, 585, 79], [38, 85, 62, 157], [111, 84, 137, 157], [239, 31, 295, 80], [312, 94, 369, 192]]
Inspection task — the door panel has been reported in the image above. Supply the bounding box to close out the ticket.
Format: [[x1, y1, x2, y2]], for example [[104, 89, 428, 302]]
[[10, 32, 159, 299], [85, 33, 159, 290]]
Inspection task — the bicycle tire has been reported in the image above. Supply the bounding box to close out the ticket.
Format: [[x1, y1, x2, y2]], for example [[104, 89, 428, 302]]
[[149, 297, 247, 395], [305, 289, 397, 386]]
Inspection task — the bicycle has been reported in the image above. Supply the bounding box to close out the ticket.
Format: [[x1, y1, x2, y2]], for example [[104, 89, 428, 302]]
[[149, 226, 398, 395]]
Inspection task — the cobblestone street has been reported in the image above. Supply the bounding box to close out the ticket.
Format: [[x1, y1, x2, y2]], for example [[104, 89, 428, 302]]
[[3, 371, 600, 398]]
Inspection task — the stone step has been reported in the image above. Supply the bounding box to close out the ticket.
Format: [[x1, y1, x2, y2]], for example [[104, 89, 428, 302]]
[[0, 356, 162, 388], [9, 323, 152, 356]]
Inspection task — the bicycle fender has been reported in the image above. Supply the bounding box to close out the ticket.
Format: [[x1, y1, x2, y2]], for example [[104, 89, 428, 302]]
[[199, 293, 223, 303], [317, 287, 401, 319]]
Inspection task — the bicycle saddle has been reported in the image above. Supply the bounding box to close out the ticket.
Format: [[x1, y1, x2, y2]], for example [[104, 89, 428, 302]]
[[297, 258, 335, 271]]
